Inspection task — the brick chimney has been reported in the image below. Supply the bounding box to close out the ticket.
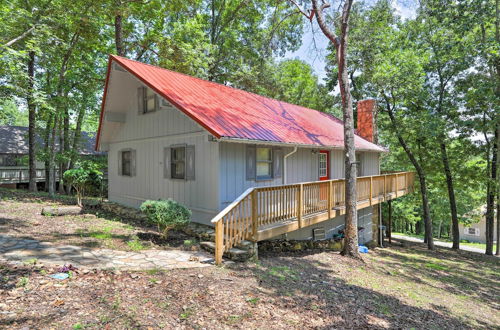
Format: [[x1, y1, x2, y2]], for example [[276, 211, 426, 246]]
[[357, 99, 378, 144]]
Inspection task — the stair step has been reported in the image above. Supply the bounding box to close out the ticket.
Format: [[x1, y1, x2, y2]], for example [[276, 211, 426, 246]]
[[200, 241, 252, 262]]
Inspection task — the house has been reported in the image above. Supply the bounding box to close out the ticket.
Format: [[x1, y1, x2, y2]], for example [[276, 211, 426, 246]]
[[0, 125, 103, 189], [459, 207, 498, 244], [96, 55, 414, 263]]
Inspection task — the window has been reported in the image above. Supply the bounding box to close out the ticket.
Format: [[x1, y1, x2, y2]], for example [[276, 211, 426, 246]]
[[256, 147, 273, 179], [171, 147, 186, 179], [121, 150, 132, 176], [319, 153, 327, 178], [165, 145, 195, 180], [246, 146, 282, 181], [118, 149, 136, 177], [465, 227, 480, 236], [138, 86, 158, 114]]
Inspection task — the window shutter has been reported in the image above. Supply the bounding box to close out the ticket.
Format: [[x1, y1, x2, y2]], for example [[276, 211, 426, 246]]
[[273, 148, 283, 178], [130, 149, 137, 176], [154, 94, 160, 112], [246, 145, 256, 180], [117, 150, 122, 176], [137, 87, 145, 114], [163, 147, 171, 179], [186, 145, 195, 180]]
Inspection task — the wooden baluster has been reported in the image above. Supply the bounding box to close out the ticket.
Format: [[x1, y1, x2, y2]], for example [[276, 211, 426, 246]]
[[252, 190, 258, 240], [370, 176, 373, 205], [215, 220, 223, 265], [404, 172, 408, 194], [383, 175, 386, 201], [395, 173, 399, 197], [328, 181, 332, 219], [297, 183, 303, 228]]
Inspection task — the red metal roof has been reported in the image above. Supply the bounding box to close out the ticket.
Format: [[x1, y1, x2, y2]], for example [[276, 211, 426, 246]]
[[96, 55, 386, 152]]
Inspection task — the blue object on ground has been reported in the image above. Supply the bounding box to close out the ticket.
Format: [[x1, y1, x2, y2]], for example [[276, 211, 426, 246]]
[[49, 273, 69, 280], [358, 245, 369, 253]]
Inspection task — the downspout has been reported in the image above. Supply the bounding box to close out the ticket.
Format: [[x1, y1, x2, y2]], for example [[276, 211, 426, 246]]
[[283, 146, 298, 184]]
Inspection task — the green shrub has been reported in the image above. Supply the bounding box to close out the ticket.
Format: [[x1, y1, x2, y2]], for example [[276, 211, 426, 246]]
[[63, 168, 103, 207], [140, 199, 191, 238]]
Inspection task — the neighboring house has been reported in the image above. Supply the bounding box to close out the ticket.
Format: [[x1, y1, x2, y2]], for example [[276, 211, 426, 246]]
[[96, 55, 414, 253], [0, 125, 103, 188], [459, 207, 498, 244]]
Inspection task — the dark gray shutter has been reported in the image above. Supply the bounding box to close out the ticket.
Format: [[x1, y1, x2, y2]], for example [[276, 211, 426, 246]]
[[130, 149, 136, 176], [246, 145, 256, 180], [154, 94, 160, 111], [137, 87, 145, 114], [117, 150, 122, 176], [273, 148, 283, 178], [163, 147, 171, 179], [186, 145, 195, 180]]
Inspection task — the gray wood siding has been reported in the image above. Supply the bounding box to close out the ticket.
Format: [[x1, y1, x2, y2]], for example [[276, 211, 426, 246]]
[[108, 133, 219, 225], [219, 142, 381, 209], [359, 152, 380, 176], [103, 69, 203, 145]]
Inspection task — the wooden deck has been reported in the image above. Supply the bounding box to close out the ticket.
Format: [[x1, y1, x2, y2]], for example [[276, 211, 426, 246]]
[[0, 168, 60, 184], [211, 172, 416, 264]]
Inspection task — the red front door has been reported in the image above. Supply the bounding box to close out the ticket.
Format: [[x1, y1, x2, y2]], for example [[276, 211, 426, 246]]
[[318, 150, 330, 181]]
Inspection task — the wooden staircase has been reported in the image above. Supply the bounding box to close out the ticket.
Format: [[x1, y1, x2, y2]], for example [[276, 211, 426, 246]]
[[211, 172, 416, 264]]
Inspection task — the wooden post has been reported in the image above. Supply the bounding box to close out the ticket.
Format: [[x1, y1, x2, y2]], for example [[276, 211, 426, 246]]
[[388, 200, 392, 244], [328, 181, 332, 219], [215, 220, 223, 265], [251, 190, 258, 240], [297, 183, 303, 228]]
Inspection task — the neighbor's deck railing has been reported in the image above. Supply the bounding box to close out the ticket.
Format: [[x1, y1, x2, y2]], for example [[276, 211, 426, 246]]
[[0, 167, 60, 184], [211, 171, 415, 264]]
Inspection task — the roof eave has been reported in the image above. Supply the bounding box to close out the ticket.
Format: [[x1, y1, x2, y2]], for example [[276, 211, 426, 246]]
[[217, 136, 388, 153]]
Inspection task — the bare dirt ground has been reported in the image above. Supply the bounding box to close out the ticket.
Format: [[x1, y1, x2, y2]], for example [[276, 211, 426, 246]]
[[0, 189, 199, 252], [1, 189, 499, 329]]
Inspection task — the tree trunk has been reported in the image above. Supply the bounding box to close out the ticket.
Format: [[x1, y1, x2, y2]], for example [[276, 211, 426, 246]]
[[497, 123, 500, 255], [44, 114, 52, 191], [115, 13, 125, 56], [69, 106, 85, 170], [58, 123, 65, 194], [387, 201, 392, 244], [27, 51, 37, 192], [385, 101, 434, 249], [48, 115, 58, 197], [486, 127, 498, 255], [439, 142, 459, 249], [309, 0, 358, 258], [336, 2, 358, 258]]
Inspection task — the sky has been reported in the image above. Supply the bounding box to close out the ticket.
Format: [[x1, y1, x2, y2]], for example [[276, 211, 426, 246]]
[[284, 0, 417, 83]]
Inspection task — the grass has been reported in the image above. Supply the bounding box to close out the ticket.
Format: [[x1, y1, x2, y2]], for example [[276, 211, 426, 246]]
[[127, 238, 145, 251]]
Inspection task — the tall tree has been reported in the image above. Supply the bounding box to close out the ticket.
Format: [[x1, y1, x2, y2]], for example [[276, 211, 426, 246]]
[[27, 50, 37, 192], [291, 0, 360, 258]]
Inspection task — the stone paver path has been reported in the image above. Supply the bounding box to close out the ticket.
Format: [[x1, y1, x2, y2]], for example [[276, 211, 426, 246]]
[[0, 234, 213, 270]]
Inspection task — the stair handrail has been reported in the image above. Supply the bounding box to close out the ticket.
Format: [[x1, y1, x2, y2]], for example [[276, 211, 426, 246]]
[[211, 187, 255, 224]]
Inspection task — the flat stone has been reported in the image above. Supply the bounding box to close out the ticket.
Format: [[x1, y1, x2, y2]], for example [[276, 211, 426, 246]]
[[0, 234, 212, 271]]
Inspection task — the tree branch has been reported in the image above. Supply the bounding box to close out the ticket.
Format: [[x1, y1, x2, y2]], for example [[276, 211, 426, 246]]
[[288, 0, 315, 21], [3, 26, 36, 48], [311, 0, 338, 46]]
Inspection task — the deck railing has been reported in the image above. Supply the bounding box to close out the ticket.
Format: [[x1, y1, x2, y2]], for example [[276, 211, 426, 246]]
[[0, 168, 60, 184], [211, 171, 415, 264]]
